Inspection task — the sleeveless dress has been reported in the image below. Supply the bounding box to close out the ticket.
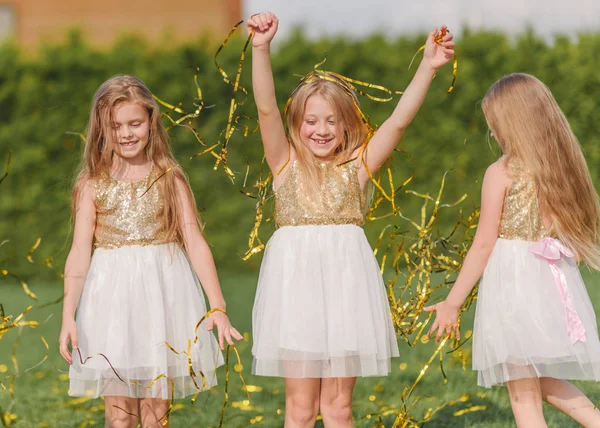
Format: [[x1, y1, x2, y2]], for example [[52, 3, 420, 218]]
[[68, 168, 223, 399], [472, 160, 600, 387], [252, 161, 399, 378]]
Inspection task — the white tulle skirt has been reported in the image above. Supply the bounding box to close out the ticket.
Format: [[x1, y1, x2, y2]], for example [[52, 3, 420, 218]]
[[252, 224, 399, 378], [69, 243, 224, 399], [473, 238, 600, 388]]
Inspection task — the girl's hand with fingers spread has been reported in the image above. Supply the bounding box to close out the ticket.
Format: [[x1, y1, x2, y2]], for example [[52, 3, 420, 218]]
[[424, 300, 461, 343], [248, 12, 279, 48], [205, 311, 243, 350], [423, 26, 455, 71]]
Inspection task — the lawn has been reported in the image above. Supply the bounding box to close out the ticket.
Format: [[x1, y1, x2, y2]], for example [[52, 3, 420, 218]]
[[1, 270, 599, 427]]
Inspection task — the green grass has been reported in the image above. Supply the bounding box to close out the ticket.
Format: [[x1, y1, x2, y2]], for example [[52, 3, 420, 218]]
[[1, 271, 599, 427]]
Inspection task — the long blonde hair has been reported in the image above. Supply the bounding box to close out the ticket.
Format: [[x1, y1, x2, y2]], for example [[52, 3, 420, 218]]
[[482, 73, 600, 268], [72, 75, 198, 246], [285, 72, 368, 193]]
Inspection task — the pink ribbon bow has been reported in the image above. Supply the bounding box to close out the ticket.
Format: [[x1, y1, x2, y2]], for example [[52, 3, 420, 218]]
[[529, 237, 586, 344]]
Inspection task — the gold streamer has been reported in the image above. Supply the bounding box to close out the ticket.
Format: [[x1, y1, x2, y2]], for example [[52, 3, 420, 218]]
[[369, 169, 479, 424], [26, 237, 42, 263], [217, 344, 251, 428], [1, 271, 38, 301], [0, 406, 13, 428], [0, 305, 38, 340], [157, 379, 175, 427], [212, 20, 253, 181], [74, 348, 126, 384], [138, 164, 179, 198], [37, 293, 65, 309], [11, 327, 22, 374], [0, 149, 12, 185], [243, 161, 271, 260], [154, 68, 208, 133], [23, 336, 49, 373], [111, 406, 138, 418], [454, 405, 487, 417], [218, 345, 231, 428]]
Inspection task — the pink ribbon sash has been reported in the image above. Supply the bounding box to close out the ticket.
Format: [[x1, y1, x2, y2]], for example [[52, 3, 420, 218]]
[[529, 237, 586, 344]]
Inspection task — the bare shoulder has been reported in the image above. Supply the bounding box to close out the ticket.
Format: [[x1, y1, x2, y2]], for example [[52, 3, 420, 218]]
[[484, 158, 512, 188], [72, 175, 97, 227], [75, 174, 96, 204], [173, 174, 195, 203]]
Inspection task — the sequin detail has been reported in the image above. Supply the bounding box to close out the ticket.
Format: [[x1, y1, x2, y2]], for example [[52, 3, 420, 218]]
[[275, 161, 366, 227], [93, 169, 172, 249], [498, 160, 550, 241]]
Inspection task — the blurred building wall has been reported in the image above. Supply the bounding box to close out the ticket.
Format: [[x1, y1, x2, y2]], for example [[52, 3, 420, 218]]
[[0, 0, 241, 46]]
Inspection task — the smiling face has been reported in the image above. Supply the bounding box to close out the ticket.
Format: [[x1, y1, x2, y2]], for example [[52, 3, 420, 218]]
[[299, 94, 344, 162], [111, 101, 151, 163]]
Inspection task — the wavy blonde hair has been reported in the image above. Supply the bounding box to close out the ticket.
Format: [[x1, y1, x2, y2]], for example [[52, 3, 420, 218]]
[[285, 72, 368, 194], [482, 73, 600, 268], [72, 75, 198, 246]]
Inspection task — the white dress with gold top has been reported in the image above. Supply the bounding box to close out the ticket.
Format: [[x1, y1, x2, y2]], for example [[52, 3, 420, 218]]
[[252, 161, 399, 378], [69, 170, 223, 399], [473, 161, 600, 387]]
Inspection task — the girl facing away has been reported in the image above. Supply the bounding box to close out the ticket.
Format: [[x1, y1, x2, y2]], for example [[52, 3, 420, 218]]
[[426, 73, 600, 427], [248, 12, 454, 428], [58, 75, 242, 427]]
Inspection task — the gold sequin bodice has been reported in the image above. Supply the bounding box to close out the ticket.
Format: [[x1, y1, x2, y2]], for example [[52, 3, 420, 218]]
[[275, 161, 366, 227], [93, 169, 171, 249], [498, 160, 550, 241]]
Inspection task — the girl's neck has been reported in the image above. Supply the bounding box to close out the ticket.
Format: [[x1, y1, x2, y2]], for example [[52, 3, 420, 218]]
[[111, 155, 153, 182]]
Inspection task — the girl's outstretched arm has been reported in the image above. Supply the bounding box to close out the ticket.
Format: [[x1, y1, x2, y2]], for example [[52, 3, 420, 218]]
[[425, 160, 510, 342], [59, 179, 96, 364], [248, 12, 289, 174], [176, 179, 242, 350], [356, 27, 455, 184]]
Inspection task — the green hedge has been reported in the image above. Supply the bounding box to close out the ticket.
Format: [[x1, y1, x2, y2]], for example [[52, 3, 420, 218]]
[[1, 29, 599, 280]]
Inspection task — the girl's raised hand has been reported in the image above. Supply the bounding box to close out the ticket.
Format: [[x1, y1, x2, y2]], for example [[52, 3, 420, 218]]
[[423, 26, 455, 70], [424, 300, 461, 343], [248, 12, 279, 47], [205, 311, 243, 350], [59, 318, 78, 365]]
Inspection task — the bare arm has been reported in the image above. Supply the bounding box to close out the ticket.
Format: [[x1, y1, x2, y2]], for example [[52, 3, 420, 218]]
[[248, 12, 290, 174], [425, 160, 510, 342], [176, 179, 242, 350], [59, 179, 96, 364], [356, 28, 455, 185]]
